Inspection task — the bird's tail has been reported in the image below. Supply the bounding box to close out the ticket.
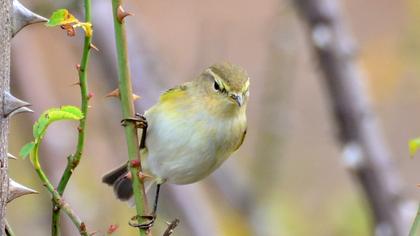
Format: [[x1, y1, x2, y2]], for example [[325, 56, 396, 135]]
[[102, 163, 133, 201]]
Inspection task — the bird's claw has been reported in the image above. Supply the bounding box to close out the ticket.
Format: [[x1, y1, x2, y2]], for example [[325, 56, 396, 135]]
[[121, 113, 148, 129], [128, 214, 156, 230]]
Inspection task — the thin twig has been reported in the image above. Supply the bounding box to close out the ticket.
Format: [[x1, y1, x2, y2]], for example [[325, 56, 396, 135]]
[[110, 1, 148, 235], [52, 1, 93, 235], [32, 143, 89, 236]]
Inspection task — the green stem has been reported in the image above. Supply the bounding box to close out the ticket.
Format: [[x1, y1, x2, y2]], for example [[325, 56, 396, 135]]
[[5, 219, 15, 236], [32, 144, 88, 236], [52, 2, 92, 235], [111, 1, 148, 235], [409, 204, 420, 236]]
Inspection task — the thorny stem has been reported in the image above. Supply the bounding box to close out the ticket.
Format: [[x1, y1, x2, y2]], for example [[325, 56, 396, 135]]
[[32, 143, 89, 236], [52, 1, 92, 235], [111, 1, 148, 235]]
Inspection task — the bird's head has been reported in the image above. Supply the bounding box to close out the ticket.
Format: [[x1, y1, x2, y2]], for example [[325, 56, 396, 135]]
[[195, 63, 250, 115]]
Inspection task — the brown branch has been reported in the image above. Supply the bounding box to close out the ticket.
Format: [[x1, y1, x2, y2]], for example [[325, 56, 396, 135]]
[[294, 0, 407, 235], [0, 0, 12, 233]]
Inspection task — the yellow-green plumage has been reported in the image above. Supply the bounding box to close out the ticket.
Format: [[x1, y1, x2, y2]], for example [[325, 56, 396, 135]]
[[103, 62, 249, 200]]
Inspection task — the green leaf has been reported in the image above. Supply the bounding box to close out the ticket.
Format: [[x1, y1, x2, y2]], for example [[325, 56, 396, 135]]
[[46, 9, 78, 27], [45, 9, 93, 37], [19, 142, 35, 159], [32, 106, 83, 139], [409, 138, 420, 158], [60, 105, 84, 118]]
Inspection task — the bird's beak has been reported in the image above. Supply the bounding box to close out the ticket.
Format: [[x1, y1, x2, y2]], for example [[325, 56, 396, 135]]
[[230, 94, 243, 107]]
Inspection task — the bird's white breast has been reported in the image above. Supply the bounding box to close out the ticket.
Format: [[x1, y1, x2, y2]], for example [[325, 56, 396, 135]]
[[143, 105, 246, 185]]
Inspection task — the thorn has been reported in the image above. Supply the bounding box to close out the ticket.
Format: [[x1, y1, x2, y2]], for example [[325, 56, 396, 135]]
[[138, 172, 154, 181], [88, 105, 92, 109], [7, 106, 33, 118], [105, 88, 140, 101], [125, 172, 132, 180], [133, 94, 141, 101], [70, 81, 81, 87], [4, 91, 31, 117], [105, 88, 120, 98], [77, 126, 83, 132], [7, 178, 37, 203], [12, 0, 47, 37], [117, 5, 133, 23], [7, 153, 17, 160], [89, 43, 99, 52], [76, 64, 81, 71]]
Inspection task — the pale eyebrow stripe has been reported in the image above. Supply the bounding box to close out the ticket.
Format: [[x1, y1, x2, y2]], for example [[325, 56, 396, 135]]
[[205, 68, 231, 91]]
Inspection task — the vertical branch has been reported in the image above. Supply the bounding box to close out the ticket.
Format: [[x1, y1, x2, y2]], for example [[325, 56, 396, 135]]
[[53, 1, 93, 235], [294, 0, 407, 235], [0, 0, 12, 233], [110, 1, 148, 235]]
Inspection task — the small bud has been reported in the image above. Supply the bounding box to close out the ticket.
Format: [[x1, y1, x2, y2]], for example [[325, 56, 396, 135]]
[[107, 224, 119, 234], [130, 160, 140, 168], [117, 5, 133, 23], [87, 92, 94, 100]]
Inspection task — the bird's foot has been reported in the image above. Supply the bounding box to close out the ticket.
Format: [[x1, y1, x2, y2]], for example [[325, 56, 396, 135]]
[[121, 113, 147, 129], [129, 214, 156, 230]]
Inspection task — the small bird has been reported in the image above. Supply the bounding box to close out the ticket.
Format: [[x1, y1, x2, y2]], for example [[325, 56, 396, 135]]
[[102, 63, 249, 215]]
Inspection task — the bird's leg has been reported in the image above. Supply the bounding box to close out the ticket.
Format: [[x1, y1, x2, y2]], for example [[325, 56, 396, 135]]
[[128, 184, 161, 230], [120, 113, 147, 130], [122, 113, 155, 229], [152, 184, 161, 215], [120, 113, 148, 148]]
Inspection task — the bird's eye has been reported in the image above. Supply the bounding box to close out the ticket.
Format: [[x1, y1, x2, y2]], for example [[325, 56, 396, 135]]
[[214, 81, 221, 91]]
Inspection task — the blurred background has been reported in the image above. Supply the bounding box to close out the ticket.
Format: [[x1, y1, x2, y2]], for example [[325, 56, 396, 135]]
[[7, 0, 420, 235]]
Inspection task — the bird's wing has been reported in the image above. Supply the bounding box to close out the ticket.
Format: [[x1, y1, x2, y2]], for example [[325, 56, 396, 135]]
[[159, 84, 188, 102], [234, 128, 247, 152]]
